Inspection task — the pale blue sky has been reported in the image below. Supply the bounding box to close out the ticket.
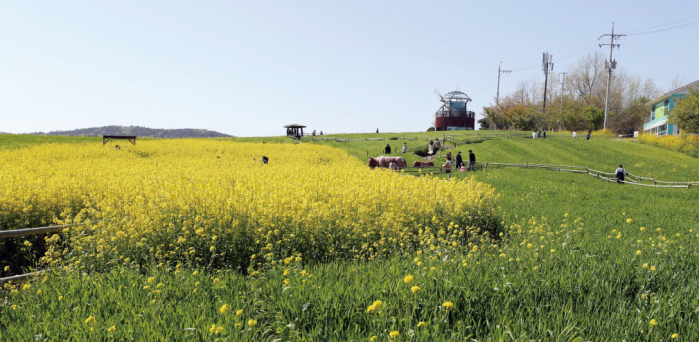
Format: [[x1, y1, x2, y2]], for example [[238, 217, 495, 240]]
[[1, 1, 698, 136]]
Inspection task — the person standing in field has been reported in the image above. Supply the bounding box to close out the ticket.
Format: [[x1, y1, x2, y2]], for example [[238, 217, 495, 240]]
[[455, 151, 464, 168], [573, 130, 577, 138], [434, 138, 441, 154], [467, 149, 476, 172], [532, 130, 537, 139], [615, 164, 627, 184], [428, 141, 434, 155], [586, 131, 591, 140], [384, 144, 391, 154], [402, 143, 407, 153], [442, 159, 452, 173]]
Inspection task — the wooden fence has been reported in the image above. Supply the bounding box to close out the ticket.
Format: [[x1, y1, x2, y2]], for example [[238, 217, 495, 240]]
[[0, 222, 92, 283]]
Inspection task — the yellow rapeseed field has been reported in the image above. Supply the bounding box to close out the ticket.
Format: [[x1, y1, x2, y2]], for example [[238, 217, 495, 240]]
[[0, 140, 500, 271]]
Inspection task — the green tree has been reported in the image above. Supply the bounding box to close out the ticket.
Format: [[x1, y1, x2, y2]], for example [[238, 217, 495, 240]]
[[669, 86, 699, 133], [582, 105, 605, 130]]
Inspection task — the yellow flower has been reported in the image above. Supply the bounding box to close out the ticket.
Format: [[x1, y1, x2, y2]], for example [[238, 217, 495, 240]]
[[85, 316, 96, 324], [636, 250, 642, 255], [10, 305, 17, 310], [248, 319, 258, 327], [107, 326, 116, 332], [3, 266, 8, 271], [417, 321, 426, 328], [370, 336, 378, 341], [219, 304, 230, 314], [640, 227, 645, 231], [403, 275, 414, 284], [550, 249, 556, 253], [642, 263, 648, 268], [650, 319, 658, 326], [236, 310, 243, 316], [147, 277, 155, 283], [650, 266, 657, 271], [209, 324, 224, 334], [626, 218, 633, 224], [389, 331, 399, 338], [672, 333, 679, 338], [192, 271, 199, 276], [58, 295, 64, 301], [442, 301, 454, 310], [411, 286, 421, 294]]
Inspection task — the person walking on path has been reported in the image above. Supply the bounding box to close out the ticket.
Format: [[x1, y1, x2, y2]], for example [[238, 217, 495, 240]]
[[573, 131, 577, 138], [384, 144, 391, 154], [467, 150, 476, 172], [586, 131, 591, 140], [428, 141, 434, 155], [455, 151, 464, 168], [615, 164, 627, 184], [402, 143, 408, 153], [532, 130, 537, 139], [434, 138, 441, 154]]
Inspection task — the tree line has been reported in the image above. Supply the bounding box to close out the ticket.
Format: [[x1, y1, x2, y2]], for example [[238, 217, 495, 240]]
[[478, 51, 695, 134]]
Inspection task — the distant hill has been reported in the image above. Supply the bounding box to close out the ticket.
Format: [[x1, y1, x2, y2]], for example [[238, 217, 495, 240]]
[[31, 125, 233, 138]]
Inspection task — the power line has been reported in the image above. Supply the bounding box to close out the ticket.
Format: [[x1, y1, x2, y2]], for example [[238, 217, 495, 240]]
[[627, 19, 699, 36], [625, 13, 699, 34]]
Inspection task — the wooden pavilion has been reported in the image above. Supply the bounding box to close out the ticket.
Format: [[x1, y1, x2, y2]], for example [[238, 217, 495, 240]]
[[284, 124, 306, 139]]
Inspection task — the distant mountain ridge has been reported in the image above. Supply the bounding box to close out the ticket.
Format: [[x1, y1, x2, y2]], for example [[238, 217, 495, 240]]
[[31, 125, 233, 138]]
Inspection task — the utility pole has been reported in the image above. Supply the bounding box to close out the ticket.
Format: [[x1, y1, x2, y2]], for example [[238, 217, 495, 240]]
[[559, 72, 566, 131], [496, 62, 512, 108], [599, 22, 625, 131], [542, 53, 553, 115]]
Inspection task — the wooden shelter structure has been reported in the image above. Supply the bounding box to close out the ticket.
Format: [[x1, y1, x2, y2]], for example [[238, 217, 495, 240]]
[[284, 124, 306, 139], [102, 135, 137, 145]]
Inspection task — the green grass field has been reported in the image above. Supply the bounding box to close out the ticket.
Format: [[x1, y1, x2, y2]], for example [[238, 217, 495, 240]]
[[2, 133, 698, 341]]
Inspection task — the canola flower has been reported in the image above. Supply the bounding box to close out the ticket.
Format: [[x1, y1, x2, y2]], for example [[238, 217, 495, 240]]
[[403, 275, 414, 284], [219, 304, 230, 314], [389, 331, 399, 338], [0, 140, 500, 271], [443, 301, 454, 310], [248, 319, 258, 327], [411, 286, 421, 294]]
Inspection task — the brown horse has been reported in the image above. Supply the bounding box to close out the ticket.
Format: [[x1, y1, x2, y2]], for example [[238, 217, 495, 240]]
[[368, 156, 407, 169], [412, 161, 434, 168]]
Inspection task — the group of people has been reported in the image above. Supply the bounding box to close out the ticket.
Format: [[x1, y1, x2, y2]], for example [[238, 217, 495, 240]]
[[428, 138, 442, 155], [311, 130, 324, 136], [442, 150, 477, 173], [532, 130, 547, 139]]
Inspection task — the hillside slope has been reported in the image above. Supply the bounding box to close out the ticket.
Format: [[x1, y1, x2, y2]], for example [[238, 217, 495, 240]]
[[31, 125, 233, 138]]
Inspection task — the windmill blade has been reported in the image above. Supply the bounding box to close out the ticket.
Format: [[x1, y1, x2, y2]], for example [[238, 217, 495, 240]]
[[434, 89, 444, 100]]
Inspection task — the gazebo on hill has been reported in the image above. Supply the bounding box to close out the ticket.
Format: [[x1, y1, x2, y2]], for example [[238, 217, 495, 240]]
[[284, 124, 306, 139]]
